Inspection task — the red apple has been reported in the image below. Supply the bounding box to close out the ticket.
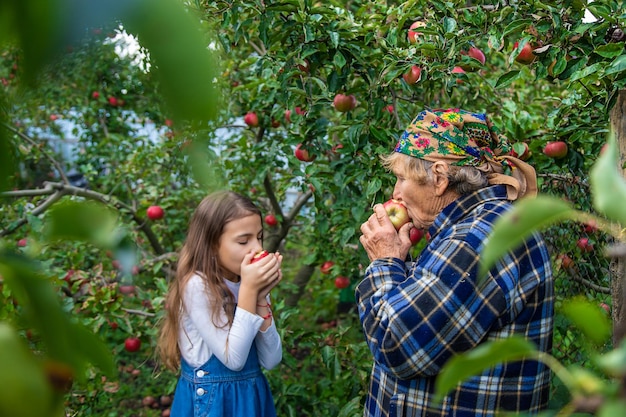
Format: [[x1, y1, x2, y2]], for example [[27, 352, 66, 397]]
[[514, 41, 536, 65], [600, 303, 611, 314], [577, 237, 594, 253], [294, 143, 316, 162], [49, 114, 59, 121], [124, 337, 141, 352], [295, 106, 305, 115], [17, 238, 27, 247], [244, 112, 259, 127], [333, 93, 357, 112], [334, 276, 350, 289], [264, 214, 278, 227], [402, 65, 422, 85], [119, 285, 135, 295], [92, 91, 100, 99], [284, 109, 292, 123], [320, 261, 335, 275], [383, 199, 411, 230], [165, 119, 173, 127], [147, 205, 164, 220], [583, 220, 598, 234], [384, 105, 394, 113], [556, 253, 574, 269], [271, 119, 280, 128], [251, 250, 270, 263], [543, 141, 568, 158], [108, 96, 118, 106], [408, 21, 426, 44], [409, 227, 424, 245]]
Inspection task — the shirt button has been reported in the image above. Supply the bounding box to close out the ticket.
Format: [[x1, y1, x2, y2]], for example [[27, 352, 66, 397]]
[[196, 388, 205, 396], [196, 370, 205, 377]]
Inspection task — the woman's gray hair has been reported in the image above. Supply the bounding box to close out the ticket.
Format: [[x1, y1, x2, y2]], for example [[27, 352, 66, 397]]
[[380, 152, 488, 195]]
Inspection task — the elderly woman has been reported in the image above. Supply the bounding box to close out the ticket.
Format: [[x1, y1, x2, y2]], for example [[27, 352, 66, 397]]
[[358, 109, 553, 417]]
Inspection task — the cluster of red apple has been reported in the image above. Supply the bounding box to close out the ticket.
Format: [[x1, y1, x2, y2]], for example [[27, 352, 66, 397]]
[[319, 260, 350, 289], [244, 107, 306, 129]]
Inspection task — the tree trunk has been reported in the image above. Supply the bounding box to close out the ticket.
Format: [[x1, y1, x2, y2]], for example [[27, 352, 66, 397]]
[[285, 264, 316, 307], [610, 89, 626, 347]]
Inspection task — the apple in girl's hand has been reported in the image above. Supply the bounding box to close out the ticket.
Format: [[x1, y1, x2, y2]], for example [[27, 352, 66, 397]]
[[382, 199, 410, 230], [251, 250, 270, 263]]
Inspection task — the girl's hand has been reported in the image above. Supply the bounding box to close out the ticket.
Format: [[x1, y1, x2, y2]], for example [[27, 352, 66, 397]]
[[257, 252, 283, 300], [240, 251, 282, 295]]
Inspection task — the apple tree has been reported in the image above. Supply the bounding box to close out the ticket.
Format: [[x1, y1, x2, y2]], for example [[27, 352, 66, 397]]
[[2, 0, 626, 415]]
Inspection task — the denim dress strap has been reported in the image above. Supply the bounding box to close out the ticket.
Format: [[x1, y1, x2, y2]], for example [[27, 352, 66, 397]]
[[170, 344, 277, 417]]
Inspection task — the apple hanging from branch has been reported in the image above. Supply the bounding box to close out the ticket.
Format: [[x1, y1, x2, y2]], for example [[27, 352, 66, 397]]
[[402, 65, 422, 85], [332, 93, 357, 112], [244, 112, 259, 127], [264, 214, 278, 227], [294, 143, 316, 162], [543, 141, 568, 159]]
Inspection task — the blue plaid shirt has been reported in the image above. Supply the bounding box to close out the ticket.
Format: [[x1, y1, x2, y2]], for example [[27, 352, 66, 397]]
[[356, 185, 553, 417]]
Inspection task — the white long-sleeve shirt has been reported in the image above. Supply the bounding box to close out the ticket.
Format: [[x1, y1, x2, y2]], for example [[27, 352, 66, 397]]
[[178, 273, 282, 371]]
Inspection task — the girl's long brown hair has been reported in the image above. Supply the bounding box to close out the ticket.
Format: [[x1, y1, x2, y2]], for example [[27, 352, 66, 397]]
[[157, 190, 262, 371]]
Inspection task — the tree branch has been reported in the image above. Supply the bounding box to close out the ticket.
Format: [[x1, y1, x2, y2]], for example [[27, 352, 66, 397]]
[[1, 182, 165, 254]]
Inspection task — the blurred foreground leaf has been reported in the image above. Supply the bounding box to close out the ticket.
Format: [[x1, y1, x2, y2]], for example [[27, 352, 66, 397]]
[[590, 131, 626, 228], [479, 195, 587, 278], [562, 297, 612, 345], [0, 250, 116, 379], [435, 337, 537, 402], [0, 322, 54, 417], [122, 0, 219, 123], [43, 199, 119, 247]]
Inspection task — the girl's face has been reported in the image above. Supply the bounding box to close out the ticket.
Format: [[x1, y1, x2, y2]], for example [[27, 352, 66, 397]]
[[218, 214, 264, 281]]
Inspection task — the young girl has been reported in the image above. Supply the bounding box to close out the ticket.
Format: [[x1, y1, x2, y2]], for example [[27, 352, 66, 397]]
[[158, 190, 283, 417]]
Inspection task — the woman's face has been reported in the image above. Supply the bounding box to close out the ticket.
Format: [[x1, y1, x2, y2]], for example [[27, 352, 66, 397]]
[[391, 159, 453, 230], [217, 214, 264, 280]]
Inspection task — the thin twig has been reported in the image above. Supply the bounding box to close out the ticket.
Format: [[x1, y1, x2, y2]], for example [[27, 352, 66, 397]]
[[2, 121, 69, 183]]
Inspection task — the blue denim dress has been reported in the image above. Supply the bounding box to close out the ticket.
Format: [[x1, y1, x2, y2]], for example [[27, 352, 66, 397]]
[[170, 344, 277, 417]]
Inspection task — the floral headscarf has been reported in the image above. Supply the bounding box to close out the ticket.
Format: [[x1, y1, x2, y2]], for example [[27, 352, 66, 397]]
[[394, 108, 537, 200]]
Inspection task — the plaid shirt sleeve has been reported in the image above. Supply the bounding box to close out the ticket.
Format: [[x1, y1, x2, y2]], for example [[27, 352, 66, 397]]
[[356, 236, 508, 380]]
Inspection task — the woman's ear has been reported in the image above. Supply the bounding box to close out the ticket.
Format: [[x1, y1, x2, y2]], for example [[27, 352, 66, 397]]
[[431, 161, 450, 196]]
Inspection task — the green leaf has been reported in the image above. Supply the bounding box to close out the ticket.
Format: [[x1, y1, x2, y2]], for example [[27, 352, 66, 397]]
[[589, 131, 626, 227], [495, 70, 521, 89], [561, 297, 611, 345], [479, 196, 584, 278], [365, 178, 382, 198], [435, 337, 537, 402], [122, 0, 219, 122], [594, 43, 625, 59], [333, 50, 346, 69], [605, 55, 626, 76], [569, 62, 602, 82], [43, 199, 118, 247], [502, 19, 533, 37], [0, 251, 115, 378], [599, 400, 626, 417], [595, 341, 626, 377], [442, 17, 456, 33]]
